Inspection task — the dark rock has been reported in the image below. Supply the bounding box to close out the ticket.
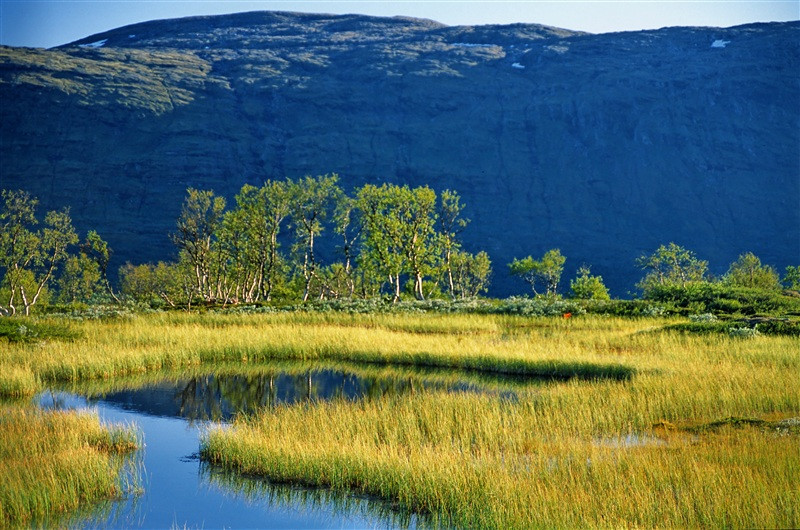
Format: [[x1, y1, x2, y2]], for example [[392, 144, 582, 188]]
[[1, 13, 798, 295]]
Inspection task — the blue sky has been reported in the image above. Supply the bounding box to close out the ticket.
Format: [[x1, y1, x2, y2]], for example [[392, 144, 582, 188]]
[[1, 1, 797, 48]]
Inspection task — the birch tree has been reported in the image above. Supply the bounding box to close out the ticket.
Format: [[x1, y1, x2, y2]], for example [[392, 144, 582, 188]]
[[289, 175, 342, 301], [0, 190, 77, 315], [171, 188, 226, 303], [438, 190, 469, 298]]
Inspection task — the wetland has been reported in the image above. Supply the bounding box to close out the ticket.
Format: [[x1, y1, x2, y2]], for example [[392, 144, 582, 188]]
[[1, 311, 798, 527]]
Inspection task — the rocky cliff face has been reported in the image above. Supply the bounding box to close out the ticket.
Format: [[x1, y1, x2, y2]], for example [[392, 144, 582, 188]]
[[1, 12, 798, 295]]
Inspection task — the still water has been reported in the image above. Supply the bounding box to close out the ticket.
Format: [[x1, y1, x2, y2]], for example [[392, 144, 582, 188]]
[[36, 366, 519, 528]]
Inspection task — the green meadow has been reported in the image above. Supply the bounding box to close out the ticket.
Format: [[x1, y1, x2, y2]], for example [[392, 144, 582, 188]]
[[1, 310, 798, 527]]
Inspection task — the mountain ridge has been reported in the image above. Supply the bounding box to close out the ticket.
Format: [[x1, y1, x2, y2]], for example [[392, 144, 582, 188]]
[[2, 12, 798, 295]]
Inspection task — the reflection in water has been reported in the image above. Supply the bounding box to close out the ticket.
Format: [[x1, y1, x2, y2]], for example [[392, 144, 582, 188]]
[[34, 363, 526, 528], [201, 463, 430, 529], [77, 369, 506, 423]]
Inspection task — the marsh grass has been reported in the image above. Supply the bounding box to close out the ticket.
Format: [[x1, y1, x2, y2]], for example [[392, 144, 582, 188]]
[[2, 311, 798, 526], [49, 359, 547, 400], [0, 406, 139, 528], [184, 313, 798, 528], [202, 394, 799, 528], [0, 312, 644, 397], [200, 462, 426, 528]]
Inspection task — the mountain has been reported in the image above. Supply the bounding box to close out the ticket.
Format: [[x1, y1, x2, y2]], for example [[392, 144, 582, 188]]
[[1, 12, 798, 295]]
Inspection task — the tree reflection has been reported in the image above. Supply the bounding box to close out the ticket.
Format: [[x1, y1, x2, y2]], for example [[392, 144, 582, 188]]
[[171, 370, 434, 422]]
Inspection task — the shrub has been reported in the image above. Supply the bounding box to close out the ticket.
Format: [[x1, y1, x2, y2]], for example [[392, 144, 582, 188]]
[[689, 313, 717, 322], [755, 319, 800, 337], [642, 282, 800, 316], [0, 319, 81, 342], [723, 252, 781, 290], [728, 327, 760, 338], [581, 299, 671, 317], [569, 265, 610, 300], [489, 297, 586, 317]]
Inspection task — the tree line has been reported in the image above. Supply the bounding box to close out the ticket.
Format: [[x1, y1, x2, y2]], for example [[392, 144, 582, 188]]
[[509, 242, 799, 301], [1, 184, 798, 316], [133, 175, 492, 307], [0, 178, 492, 314]]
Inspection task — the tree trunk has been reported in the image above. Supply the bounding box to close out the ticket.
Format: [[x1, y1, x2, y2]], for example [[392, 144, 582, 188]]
[[393, 275, 401, 303], [445, 247, 455, 299]]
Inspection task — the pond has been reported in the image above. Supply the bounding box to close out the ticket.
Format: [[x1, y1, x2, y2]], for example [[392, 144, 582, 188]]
[[35, 364, 525, 528]]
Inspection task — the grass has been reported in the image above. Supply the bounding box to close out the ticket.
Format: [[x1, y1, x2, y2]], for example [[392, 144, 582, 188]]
[[0, 405, 139, 528], [201, 463, 423, 527], [0, 312, 642, 397], [201, 396, 799, 528], [180, 312, 797, 528], [1, 310, 798, 527], [49, 359, 548, 401]]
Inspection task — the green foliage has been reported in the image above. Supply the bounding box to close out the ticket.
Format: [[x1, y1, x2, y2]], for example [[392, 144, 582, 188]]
[[119, 261, 189, 307], [0, 318, 80, 343], [0, 190, 77, 315], [644, 282, 800, 316], [118, 263, 154, 304], [171, 188, 226, 302], [57, 253, 102, 304], [569, 265, 610, 300], [636, 242, 707, 295], [0, 269, 51, 315], [723, 252, 781, 290], [508, 256, 538, 293], [80, 230, 119, 302], [221, 180, 293, 303], [289, 174, 343, 301], [0, 192, 112, 314], [438, 190, 469, 297], [783, 265, 800, 290], [508, 249, 565, 296], [331, 194, 362, 299], [449, 250, 492, 298], [356, 183, 441, 301], [404, 278, 444, 299]]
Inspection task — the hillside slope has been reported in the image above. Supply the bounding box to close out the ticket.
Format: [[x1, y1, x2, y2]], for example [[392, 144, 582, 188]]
[[1, 12, 798, 294]]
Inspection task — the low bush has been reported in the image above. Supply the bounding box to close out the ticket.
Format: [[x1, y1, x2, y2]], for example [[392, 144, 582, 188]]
[[643, 283, 800, 316], [486, 297, 586, 317], [0, 319, 81, 343], [581, 299, 671, 317], [663, 318, 799, 337]]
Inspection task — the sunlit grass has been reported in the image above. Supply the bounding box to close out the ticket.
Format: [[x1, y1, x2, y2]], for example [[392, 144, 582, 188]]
[[50, 359, 548, 400], [0, 312, 649, 396], [0, 405, 139, 528], [202, 393, 799, 528], [1, 311, 798, 526]]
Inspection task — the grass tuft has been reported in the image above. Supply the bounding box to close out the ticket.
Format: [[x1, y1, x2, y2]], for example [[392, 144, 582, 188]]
[[0, 407, 139, 527]]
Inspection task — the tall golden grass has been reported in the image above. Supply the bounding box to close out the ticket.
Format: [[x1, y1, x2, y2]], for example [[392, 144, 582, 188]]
[[0, 405, 138, 527], [1, 311, 798, 526], [1, 312, 650, 396]]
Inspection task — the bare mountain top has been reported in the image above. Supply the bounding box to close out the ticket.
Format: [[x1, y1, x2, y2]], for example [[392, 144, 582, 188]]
[[64, 11, 580, 50]]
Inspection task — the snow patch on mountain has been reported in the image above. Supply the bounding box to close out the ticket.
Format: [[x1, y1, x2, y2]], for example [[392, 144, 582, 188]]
[[79, 39, 107, 48]]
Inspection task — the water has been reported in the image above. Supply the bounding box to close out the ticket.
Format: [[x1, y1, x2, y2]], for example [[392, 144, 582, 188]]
[[35, 366, 521, 528]]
